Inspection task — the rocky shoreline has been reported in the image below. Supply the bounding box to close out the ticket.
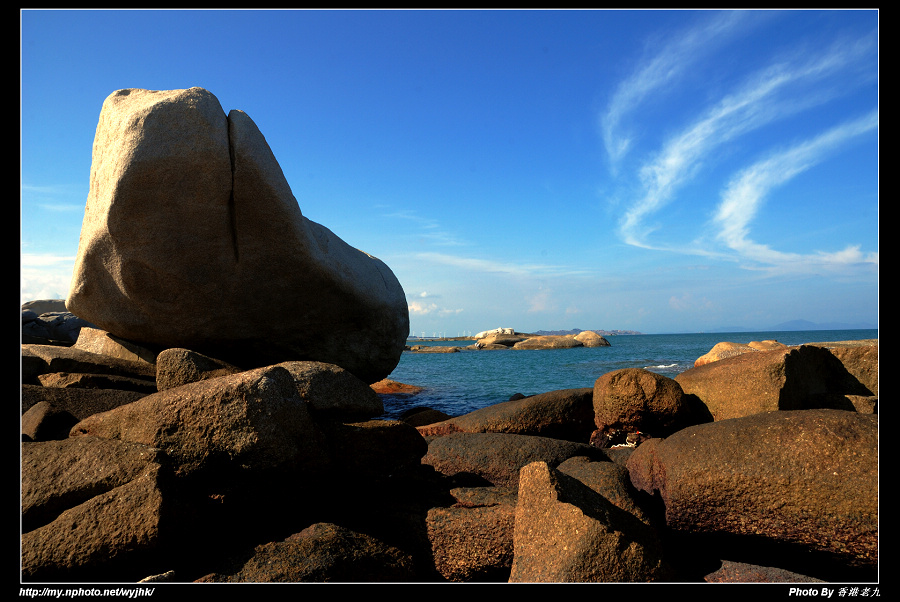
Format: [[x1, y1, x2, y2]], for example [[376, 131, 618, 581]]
[[21, 306, 877, 583], [20, 87, 877, 585]]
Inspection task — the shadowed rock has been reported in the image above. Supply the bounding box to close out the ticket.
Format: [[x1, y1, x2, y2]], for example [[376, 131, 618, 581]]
[[417, 388, 594, 442], [509, 461, 672, 582], [626, 409, 877, 568]]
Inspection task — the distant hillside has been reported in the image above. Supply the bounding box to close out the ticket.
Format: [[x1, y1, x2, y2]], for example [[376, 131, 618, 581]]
[[534, 328, 643, 336], [768, 319, 877, 331]]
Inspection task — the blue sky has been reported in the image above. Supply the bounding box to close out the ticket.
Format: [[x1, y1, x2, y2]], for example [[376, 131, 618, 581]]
[[21, 9, 878, 335]]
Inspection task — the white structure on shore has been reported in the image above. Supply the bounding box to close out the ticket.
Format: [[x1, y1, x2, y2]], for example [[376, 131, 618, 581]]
[[474, 327, 515, 339]]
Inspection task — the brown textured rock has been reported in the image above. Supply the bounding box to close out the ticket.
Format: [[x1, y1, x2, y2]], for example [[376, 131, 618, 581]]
[[65, 87, 408, 384], [422, 432, 606, 489], [593, 368, 700, 438], [22, 383, 146, 421], [73, 327, 158, 364], [37, 371, 157, 393], [21, 436, 163, 533], [426, 487, 517, 581], [21, 401, 78, 442], [370, 378, 425, 395], [555, 455, 654, 525], [21, 462, 165, 582], [626, 409, 877, 568], [70, 365, 328, 481], [806, 340, 878, 396], [509, 461, 671, 582], [155, 348, 242, 391], [198, 522, 417, 582], [22, 344, 156, 385], [703, 560, 825, 583], [748, 339, 788, 351], [416, 388, 595, 442], [278, 360, 383, 419], [675, 345, 873, 421]]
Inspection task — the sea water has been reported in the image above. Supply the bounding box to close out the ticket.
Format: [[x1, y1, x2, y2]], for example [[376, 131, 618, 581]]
[[379, 329, 877, 419]]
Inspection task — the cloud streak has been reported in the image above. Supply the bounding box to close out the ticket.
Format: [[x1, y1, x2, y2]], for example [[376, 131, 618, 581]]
[[713, 110, 878, 270], [603, 15, 877, 276], [414, 251, 591, 278], [601, 10, 751, 169]]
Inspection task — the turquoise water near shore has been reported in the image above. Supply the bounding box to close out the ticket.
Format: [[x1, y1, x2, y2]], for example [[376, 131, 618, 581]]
[[379, 329, 877, 419]]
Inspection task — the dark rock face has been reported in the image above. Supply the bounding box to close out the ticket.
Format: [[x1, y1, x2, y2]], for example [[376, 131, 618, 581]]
[[421, 432, 606, 489], [626, 409, 877, 569], [417, 387, 595, 442], [198, 522, 418, 582], [21, 439, 167, 582]]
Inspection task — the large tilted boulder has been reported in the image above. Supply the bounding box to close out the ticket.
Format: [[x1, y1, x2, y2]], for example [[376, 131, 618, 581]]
[[65, 87, 408, 384], [626, 409, 878, 569]]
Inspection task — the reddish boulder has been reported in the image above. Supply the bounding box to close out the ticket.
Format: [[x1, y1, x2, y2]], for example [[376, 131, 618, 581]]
[[626, 409, 877, 568], [593, 369, 702, 440]]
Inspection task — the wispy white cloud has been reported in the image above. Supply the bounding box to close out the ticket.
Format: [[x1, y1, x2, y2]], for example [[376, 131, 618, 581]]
[[21, 253, 77, 267], [713, 110, 878, 271], [383, 209, 469, 247], [614, 27, 877, 253], [408, 299, 463, 317], [601, 11, 751, 169], [414, 251, 590, 278]]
